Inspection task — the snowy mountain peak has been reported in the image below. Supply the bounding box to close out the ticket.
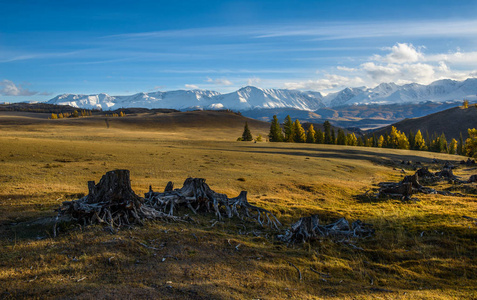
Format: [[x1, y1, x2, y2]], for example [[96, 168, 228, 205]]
[[46, 78, 477, 111]]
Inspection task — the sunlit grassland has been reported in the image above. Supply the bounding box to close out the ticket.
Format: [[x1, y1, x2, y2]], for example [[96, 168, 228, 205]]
[[0, 115, 476, 299]]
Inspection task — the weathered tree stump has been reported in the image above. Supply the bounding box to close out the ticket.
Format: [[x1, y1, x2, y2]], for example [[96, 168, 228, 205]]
[[57, 170, 281, 234], [56, 170, 179, 233], [435, 168, 455, 179], [277, 215, 374, 244], [402, 173, 422, 189], [460, 158, 476, 166], [416, 167, 434, 178], [468, 175, 477, 183], [145, 178, 281, 229], [378, 182, 413, 200]]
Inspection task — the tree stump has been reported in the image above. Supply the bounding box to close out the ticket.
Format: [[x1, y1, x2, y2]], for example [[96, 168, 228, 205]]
[[57, 170, 178, 231], [277, 215, 374, 244]]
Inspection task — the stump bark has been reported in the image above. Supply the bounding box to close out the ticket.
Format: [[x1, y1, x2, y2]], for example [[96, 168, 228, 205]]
[[57, 170, 178, 231], [145, 178, 281, 229], [277, 215, 373, 244], [57, 170, 281, 232]]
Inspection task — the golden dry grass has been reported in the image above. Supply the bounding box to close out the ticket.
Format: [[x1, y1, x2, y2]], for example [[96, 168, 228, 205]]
[[0, 111, 476, 299]]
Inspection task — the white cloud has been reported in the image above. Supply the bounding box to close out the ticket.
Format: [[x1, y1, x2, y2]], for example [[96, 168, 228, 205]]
[[247, 77, 262, 86], [373, 43, 423, 63], [284, 74, 364, 90], [336, 66, 356, 72], [0, 80, 38, 96], [206, 77, 233, 86], [424, 51, 477, 65], [282, 42, 477, 92], [185, 84, 199, 89]]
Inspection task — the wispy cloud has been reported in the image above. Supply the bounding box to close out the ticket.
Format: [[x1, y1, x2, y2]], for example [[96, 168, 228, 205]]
[[0, 80, 39, 96], [100, 19, 477, 44], [0, 50, 85, 63], [247, 77, 262, 86], [254, 20, 477, 40], [206, 77, 233, 86], [185, 84, 199, 89]]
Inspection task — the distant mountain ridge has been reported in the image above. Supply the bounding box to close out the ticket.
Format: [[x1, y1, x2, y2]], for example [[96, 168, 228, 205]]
[[371, 105, 477, 140], [47, 78, 477, 111]]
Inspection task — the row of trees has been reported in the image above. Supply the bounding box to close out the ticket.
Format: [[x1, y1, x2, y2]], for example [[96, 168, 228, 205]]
[[50, 110, 126, 119], [49, 110, 92, 119], [261, 115, 477, 157]]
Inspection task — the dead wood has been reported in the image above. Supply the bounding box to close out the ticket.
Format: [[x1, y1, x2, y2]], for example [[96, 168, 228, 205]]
[[374, 165, 467, 201], [56, 170, 181, 232], [435, 168, 455, 179], [288, 261, 302, 280], [277, 215, 373, 244], [415, 167, 434, 178], [468, 175, 477, 183], [460, 158, 476, 166], [56, 170, 280, 233], [378, 182, 413, 199], [55, 170, 375, 245], [145, 178, 281, 229]]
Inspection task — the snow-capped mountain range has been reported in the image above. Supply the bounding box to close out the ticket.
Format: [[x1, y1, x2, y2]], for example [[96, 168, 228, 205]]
[[47, 78, 477, 111]]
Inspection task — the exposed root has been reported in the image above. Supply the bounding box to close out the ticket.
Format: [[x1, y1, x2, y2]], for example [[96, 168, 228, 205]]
[[56, 170, 281, 234], [145, 178, 281, 229], [277, 215, 373, 244]]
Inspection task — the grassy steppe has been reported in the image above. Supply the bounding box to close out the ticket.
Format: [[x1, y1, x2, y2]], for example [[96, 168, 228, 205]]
[[0, 112, 476, 299]]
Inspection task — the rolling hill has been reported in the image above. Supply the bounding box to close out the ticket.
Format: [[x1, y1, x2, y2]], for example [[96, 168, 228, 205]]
[[370, 105, 477, 139]]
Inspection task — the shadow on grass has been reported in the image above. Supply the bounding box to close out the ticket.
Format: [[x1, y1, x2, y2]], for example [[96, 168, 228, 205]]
[[221, 144, 461, 168]]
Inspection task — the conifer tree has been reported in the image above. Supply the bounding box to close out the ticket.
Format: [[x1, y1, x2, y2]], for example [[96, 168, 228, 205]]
[[383, 133, 389, 148], [323, 121, 332, 144], [357, 136, 365, 147], [365, 136, 373, 147], [306, 124, 316, 143], [241, 122, 253, 141], [449, 138, 458, 154], [425, 131, 431, 150], [414, 130, 427, 150], [315, 129, 324, 144], [457, 133, 464, 155], [331, 129, 336, 145], [389, 126, 402, 148], [465, 128, 477, 157], [293, 119, 306, 143], [346, 133, 358, 146], [438, 133, 448, 153], [336, 129, 346, 145], [408, 130, 415, 150], [268, 115, 283, 142], [377, 135, 384, 148], [283, 115, 294, 142], [372, 133, 378, 147]]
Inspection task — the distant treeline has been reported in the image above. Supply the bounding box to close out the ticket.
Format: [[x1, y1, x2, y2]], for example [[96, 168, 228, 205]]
[[49, 110, 127, 119], [0, 103, 91, 113], [241, 114, 477, 158]]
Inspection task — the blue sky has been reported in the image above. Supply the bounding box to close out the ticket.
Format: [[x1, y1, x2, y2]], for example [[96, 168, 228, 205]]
[[1, 0, 477, 102]]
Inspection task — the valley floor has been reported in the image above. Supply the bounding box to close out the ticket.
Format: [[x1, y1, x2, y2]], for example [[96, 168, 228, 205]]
[[0, 113, 476, 299]]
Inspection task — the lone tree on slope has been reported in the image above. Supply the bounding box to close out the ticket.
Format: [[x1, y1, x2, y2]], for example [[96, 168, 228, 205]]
[[269, 115, 283, 142], [242, 122, 253, 141]]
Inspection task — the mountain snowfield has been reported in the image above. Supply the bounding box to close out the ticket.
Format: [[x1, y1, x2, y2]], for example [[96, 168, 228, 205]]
[[47, 78, 477, 111]]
